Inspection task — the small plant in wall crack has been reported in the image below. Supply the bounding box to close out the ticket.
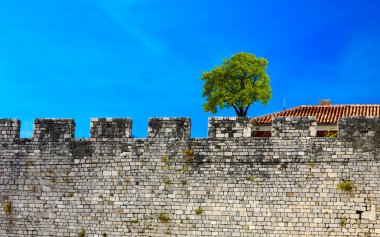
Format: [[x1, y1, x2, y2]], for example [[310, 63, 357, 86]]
[[183, 148, 194, 163], [181, 166, 190, 174], [248, 175, 255, 182], [44, 167, 54, 175], [64, 170, 71, 176], [163, 179, 172, 186], [2, 199, 13, 230], [158, 213, 170, 223], [78, 229, 86, 237], [31, 184, 38, 192], [124, 176, 131, 188], [339, 216, 347, 227], [2, 200, 12, 215], [195, 207, 203, 215], [26, 160, 35, 167], [337, 180, 354, 194], [161, 155, 170, 164], [326, 127, 337, 138]]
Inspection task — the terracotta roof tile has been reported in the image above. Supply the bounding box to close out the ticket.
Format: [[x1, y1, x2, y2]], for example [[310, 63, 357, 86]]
[[253, 104, 380, 124]]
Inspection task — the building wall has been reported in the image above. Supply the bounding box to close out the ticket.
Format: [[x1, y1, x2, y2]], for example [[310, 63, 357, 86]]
[[0, 116, 379, 236]]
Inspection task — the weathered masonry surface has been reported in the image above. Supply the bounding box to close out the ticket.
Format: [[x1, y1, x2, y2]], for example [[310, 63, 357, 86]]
[[1, 116, 380, 236]]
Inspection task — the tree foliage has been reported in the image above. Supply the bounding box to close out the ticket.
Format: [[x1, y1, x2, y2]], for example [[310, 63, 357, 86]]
[[200, 52, 272, 117]]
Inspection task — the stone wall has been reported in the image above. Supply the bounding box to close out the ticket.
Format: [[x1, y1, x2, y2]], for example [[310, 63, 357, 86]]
[[0, 116, 379, 236]]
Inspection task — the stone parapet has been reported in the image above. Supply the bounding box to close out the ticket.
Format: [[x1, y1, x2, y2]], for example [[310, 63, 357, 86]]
[[338, 116, 380, 148], [33, 119, 75, 142], [90, 118, 132, 139], [272, 116, 317, 138], [148, 117, 191, 139], [208, 117, 252, 138], [0, 119, 20, 141]]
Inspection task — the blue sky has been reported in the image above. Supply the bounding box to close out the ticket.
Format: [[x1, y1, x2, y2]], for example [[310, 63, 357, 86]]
[[1, 0, 379, 138]]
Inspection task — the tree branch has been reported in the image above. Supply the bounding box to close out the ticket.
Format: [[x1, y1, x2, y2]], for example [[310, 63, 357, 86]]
[[243, 105, 250, 117], [239, 107, 244, 117], [240, 73, 246, 90]]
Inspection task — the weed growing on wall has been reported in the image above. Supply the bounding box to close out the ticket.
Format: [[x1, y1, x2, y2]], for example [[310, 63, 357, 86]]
[[195, 207, 203, 215], [248, 175, 255, 182], [181, 166, 189, 173], [158, 213, 170, 223], [337, 180, 354, 193], [183, 148, 194, 163], [31, 184, 37, 192], [78, 229, 85, 237], [161, 155, 170, 164], [130, 219, 139, 224], [163, 179, 172, 186], [124, 176, 131, 189], [339, 216, 347, 227], [45, 167, 54, 175], [326, 128, 337, 138], [2, 200, 12, 215], [26, 160, 35, 167]]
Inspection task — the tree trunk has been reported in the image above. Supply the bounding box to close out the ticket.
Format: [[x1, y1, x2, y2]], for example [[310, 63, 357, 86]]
[[233, 105, 251, 117], [237, 111, 244, 116], [243, 105, 250, 117]]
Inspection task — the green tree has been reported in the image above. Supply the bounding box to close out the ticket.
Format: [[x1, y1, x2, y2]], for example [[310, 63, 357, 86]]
[[200, 52, 272, 117]]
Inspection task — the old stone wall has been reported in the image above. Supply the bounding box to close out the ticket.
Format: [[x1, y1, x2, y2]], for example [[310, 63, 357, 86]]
[[0, 116, 379, 236]]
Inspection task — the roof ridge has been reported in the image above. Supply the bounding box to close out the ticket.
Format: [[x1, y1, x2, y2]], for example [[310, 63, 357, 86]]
[[253, 104, 380, 124], [300, 104, 380, 106], [253, 105, 303, 119]]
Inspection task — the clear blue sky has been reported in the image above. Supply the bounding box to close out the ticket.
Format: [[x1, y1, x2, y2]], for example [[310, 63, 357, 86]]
[[1, 0, 380, 138]]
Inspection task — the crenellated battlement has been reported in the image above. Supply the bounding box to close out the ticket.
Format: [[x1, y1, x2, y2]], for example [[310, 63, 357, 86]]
[[339, 116, 380, 148], [208, 117, 252, 138], [90, 118, 132, 139], [1, 116, 380, 236], [0, 119, 20, 141], [33, 119, 75, 142], [0, 116, 379, 144], [271, 116, 317, 138], [148, 118, 191, 139]]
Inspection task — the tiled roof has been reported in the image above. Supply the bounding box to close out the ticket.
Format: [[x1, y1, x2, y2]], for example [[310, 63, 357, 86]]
[[253, 105, 380, 124]]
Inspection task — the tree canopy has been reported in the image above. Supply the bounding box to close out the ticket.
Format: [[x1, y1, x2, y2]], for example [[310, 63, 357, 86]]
[[200, 52, 272, 117]]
